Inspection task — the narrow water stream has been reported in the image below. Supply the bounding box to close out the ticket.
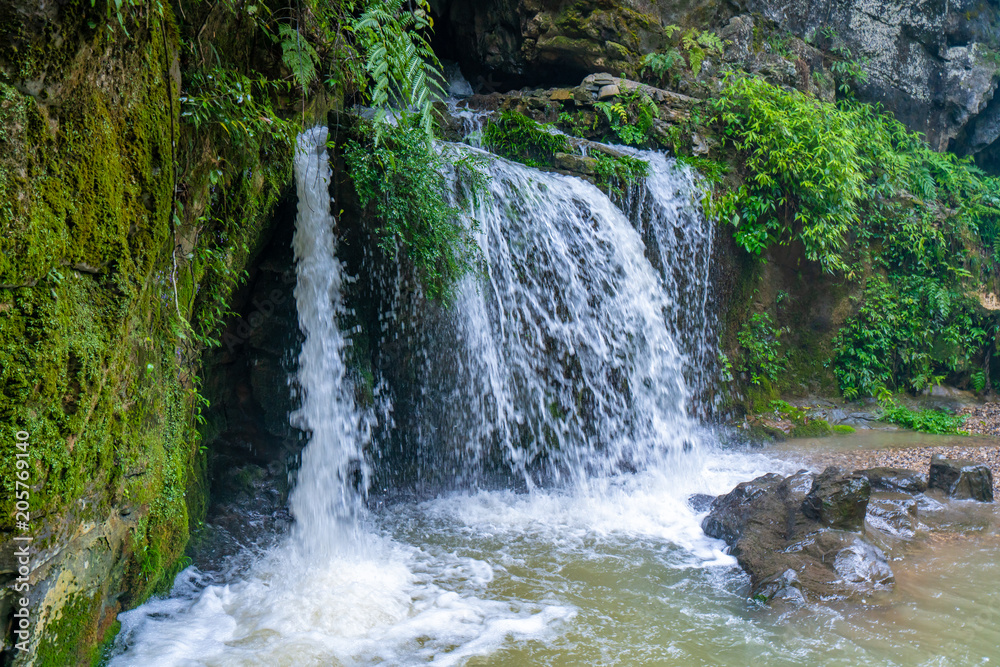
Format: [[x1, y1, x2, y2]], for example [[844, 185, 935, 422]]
[[109, 128, 1000, 667]]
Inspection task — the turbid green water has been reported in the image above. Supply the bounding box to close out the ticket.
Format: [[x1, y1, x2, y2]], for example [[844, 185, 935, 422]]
[[112, 440, 1000, 666]]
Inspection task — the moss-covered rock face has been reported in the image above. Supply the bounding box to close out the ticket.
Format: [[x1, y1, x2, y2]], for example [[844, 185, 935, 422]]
[[0, 0, 317, 661], [0, 4, 201, 663]]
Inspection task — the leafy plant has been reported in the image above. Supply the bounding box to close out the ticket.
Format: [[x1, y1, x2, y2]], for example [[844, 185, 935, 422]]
[[832, 276, 987, 398], [594, 153, 649, 196], [736, 312, 787, 385], [279, 23, 319, 89], [352, 0, 445, 139], [483, 111, 568, 167], [595, 87, 658, 146], [878, 402, 966, 435], [345, 116, 485, 301]]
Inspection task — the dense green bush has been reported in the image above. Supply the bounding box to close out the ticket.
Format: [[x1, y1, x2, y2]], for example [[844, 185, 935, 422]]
[[879, 402, 966, 435], [712, 74, 1000, 398], [736, 312, 787, 385], [483, 111, 568, 167], [711, 75, 1000, 277], [832, 276, 987, 398]]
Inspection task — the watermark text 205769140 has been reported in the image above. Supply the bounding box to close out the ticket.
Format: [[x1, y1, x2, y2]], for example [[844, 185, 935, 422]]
[[11, 429, 33, 652]]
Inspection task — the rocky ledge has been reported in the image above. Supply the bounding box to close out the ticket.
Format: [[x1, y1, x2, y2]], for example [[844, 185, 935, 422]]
[[701, 457, 993, 604]]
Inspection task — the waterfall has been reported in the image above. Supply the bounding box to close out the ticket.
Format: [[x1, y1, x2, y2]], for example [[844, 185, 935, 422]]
[[624, 153, 718, 417], [110, 130, 743, 667], [288, 126, 369, 551], [379, 145, 713, 489]]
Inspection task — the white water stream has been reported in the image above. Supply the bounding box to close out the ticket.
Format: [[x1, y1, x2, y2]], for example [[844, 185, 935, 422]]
[[109, 129, 1000, 667]]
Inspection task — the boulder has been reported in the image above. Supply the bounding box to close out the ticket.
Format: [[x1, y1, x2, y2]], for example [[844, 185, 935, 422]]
[[928, 456, 994, 502], [801, 466, 871, 530], [703, 466, 898, 602], [860, 467, 928, 494], [865, 492, 919, 539]]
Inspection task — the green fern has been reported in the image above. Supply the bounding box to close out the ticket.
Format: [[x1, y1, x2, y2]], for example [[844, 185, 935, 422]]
[[354, 0, 445, 140], [279, 23, 319, 89]]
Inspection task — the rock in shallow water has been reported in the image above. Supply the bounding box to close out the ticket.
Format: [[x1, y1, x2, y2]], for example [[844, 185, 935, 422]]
[[928, 455, 994, 502], [703, 467, 895, 603], [801, 466, 871, 530]]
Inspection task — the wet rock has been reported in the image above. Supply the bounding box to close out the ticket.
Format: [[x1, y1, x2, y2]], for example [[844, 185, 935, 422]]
[[801, 467, 871, 530], [832, 536, 894, 586], [860, 467, 928, 494], [865, 492, 919, 539], [687, 493, 716, 513], [554, 152, 597, 176], [703, 467, 895, 602], [701, 473, 784, 544], [929, 456, 994, 502], [755, 568, 805, 604]]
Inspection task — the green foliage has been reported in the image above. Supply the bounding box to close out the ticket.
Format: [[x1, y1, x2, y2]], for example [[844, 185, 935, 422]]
[[353, 0, 444, 138], [677, 155, 728, 183], [710, 74, 1000, 278], [791, 418, 832, 438], [642, 26, 724, 84], [830, 46, 870, 95], [595, 87, 658, 146], [483, 111, 568, 167], [832, 276, 987, 398], [769, 399, 808, 424], [279, 23, 319, 89], [345, 117, 484, 302], [682, 28, 725, 76], [640, 49, 685, 87], [736, 312, 787, 385], [594, 153, 649, 195], [879, 402, 966, 435]]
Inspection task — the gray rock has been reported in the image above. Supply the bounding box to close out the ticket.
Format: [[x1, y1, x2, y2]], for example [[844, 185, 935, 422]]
[[833, 537, 895, 586], [860, 467, 928, 494], [928, 456, 994, 502], [755, 568, 806, 604], [865, 491, 919, 539], [801, 466, 871, 530], [597, 84, 620, 99], [702, 467, 894, 603], [553, 152, 597, 176]]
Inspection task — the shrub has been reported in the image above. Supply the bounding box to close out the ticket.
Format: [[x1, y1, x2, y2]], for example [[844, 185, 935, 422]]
[[879, 403, 966, 435], [791, 419, 832, 438], [736, 312, 787, 385], [344, 117, 485, 302]]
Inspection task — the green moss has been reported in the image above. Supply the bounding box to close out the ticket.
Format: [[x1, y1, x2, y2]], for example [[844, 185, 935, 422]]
[[34, 591, 102, 667], [791, 419, 833, 438], [832, 424, 856, 434]]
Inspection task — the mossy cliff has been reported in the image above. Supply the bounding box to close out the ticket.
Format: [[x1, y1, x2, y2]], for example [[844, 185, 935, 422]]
[[0, 0, 324, 662]]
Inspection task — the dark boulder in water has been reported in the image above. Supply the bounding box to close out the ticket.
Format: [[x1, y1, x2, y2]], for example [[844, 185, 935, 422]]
[[801, 466, 871, 530], [703, 467, 895, 603], [929, 456, 994, 502]]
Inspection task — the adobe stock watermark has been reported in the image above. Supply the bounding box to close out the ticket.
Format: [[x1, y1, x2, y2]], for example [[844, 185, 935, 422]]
[[11, 429, 32, 653], [221, 271, 295, 353]]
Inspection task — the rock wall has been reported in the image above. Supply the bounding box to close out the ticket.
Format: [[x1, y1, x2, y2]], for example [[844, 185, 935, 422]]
[[0, 0, 326, 662], [433, 0, 1000, 166]]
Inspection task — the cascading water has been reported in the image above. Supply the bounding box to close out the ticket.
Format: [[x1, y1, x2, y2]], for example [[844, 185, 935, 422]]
[[287, 126, 369, 551], [384, 143, 715, 489], [109, 126, 980, 667]]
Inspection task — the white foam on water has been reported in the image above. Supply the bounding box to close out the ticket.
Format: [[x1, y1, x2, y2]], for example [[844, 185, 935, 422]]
[[111, 532, 575, 667]]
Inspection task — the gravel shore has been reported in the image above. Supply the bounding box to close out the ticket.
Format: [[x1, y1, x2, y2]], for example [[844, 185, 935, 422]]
[[958, 403, 1000, 437], [797, 442, 1000, 499]]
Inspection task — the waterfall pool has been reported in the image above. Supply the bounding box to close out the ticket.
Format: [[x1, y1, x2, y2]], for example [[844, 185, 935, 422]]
[[109, 437, 1000, 666]]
